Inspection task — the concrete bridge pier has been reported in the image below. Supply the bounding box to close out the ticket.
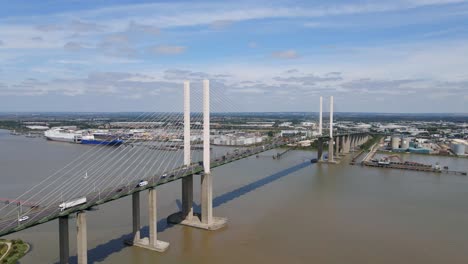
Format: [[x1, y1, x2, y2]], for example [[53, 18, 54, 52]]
[[334, 137, 338, 156], [76, 211, 87, 264], [147, 188, 169, 251], [328, 138, 334, 162], [131, 192, 141, 243], [59, 216, 69, 264], [344, 136, 348, 153], [58, 212, 87, 264], [317, 138, 324, 160], [334, 136, 340, 157], [124, 192, 141, 246], [339, 136, 344, 155], [350, 136, 356, 151], [342, 135, 348, 154], [131, 189, 169, 252], [182, 176, 194, 221]]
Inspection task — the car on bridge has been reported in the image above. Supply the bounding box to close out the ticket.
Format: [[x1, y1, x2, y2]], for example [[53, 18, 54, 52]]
[[137, 180, 148, 187], [18, 215, 29, 222]]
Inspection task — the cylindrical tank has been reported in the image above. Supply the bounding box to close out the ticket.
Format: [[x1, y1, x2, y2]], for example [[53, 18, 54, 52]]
[[451, 143, 465, 155], [391, 136, 400, 150], [400, 136, 410, 149]]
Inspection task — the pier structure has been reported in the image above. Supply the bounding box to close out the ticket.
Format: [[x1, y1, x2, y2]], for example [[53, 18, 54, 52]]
[[167, 80, 227, 230], [315, 95, 370, 163]]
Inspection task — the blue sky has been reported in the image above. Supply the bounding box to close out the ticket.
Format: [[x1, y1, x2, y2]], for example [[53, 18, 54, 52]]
[[0, 0, 467, 112]]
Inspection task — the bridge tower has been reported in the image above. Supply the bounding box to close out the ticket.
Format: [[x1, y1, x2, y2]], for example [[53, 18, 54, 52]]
[[328, 96, 335, 162], [182, 81, 194, 222], [319, 96, 323, 135], [168, 80, 227, 230]]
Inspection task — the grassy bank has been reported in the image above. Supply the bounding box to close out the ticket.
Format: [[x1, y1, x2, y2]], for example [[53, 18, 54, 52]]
[[360, 135, 383, 151], [0, 239, 29, 264]]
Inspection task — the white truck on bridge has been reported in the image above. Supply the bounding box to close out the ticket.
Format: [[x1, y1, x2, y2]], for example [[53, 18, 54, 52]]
[[59, 197, 87, 211]]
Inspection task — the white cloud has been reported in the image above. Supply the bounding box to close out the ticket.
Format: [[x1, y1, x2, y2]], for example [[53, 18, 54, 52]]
[[150, 45, 186, 55], [272, 50, 299, 59], [127, 21, 160, 35], [210, 20, 233, 30], [64, 41, 86, 51]]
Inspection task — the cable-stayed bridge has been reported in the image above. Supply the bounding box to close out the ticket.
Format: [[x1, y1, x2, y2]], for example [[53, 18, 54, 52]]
[[0, 81, 369, 264]]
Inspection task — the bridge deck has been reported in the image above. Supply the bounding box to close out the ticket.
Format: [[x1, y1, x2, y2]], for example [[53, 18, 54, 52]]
[[0, 139, 297, 237]]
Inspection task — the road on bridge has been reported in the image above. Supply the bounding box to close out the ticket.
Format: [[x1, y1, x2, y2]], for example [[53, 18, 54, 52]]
[[0, 137, 302, 237]]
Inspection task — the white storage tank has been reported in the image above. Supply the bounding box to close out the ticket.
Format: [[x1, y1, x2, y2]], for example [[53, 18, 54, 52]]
[[451, 143, 465, 156], [391, 136, 400, 150], [400, 136, 410, 150]]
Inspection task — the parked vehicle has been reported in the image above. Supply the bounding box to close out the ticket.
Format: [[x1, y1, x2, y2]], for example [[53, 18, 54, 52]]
[[59, 197, 87, 212]]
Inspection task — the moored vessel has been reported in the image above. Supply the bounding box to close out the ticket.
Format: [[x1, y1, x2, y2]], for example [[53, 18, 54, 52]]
[[44, 127, 82, 143]]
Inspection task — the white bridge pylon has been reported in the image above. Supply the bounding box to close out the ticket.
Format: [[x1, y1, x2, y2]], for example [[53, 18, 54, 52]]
[[167, 79, 227, 230]]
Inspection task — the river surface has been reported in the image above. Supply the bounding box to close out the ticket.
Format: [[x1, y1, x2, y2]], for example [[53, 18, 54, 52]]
[[1, 129, 468, 264]]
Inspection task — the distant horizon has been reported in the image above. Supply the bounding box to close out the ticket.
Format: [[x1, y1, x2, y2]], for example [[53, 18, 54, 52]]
[[1, 0, 468, 113], [1, 111, 467, 115]]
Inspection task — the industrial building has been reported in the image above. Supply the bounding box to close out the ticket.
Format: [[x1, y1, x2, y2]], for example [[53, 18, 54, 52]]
[[400, 136, 410, 149], [451, 139, 467, 156], [389, 135, 432, 154], [211, 133, 265, 146], [391, 136, 400, 150]]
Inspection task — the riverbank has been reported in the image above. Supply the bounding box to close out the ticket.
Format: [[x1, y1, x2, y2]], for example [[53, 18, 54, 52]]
[[0, 239, 29, 264]]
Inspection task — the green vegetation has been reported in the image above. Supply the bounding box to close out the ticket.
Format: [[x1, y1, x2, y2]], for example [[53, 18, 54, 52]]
[[360, 135, 383, 151], [0, 244, 7, 257], [0, 121, 23, 131], [0, 239, 29, 264]]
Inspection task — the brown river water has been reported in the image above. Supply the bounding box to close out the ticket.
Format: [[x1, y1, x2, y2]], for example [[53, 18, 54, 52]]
[[1, 129, 468, 264]]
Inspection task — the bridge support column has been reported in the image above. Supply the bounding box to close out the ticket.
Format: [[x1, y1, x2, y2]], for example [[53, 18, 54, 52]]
[[137, 189, 169, 252], [59, 216, 69, 264], [328, 138, 334, 162], [148, 188, 169, 251], [317, 138, 323, 161], [125, 192, 141, 246], [343, 135, 350, 154], [132, 192, 140, 243], [335, 136, 340, 156], [339, 136, 344, 155], [182, 176, 193, 221], [76, 211, 87, 264], [201, 172, 213, 225]]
